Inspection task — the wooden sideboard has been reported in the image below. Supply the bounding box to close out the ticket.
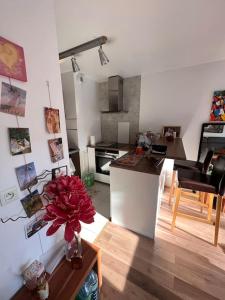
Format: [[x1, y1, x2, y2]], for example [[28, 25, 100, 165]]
[[12, 240, 102, 300]]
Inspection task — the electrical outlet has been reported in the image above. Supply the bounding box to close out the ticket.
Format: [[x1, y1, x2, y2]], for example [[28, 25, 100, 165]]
[[0, 186, 19, 206]]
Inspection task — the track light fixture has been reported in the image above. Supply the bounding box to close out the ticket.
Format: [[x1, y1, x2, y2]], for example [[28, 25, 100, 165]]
[[71, 56, 80, 73], [59, 36, 110, 67], [98, 45, 109, 66]]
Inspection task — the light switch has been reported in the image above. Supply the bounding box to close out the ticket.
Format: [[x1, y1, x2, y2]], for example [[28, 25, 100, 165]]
[[0, 186, 19, 206]]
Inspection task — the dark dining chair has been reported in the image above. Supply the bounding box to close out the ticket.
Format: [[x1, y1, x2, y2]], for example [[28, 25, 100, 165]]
[[171, 156, 225, 246], [168, 150, 214, 205]]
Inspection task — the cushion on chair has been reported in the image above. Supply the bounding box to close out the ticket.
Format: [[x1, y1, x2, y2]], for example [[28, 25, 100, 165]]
[[178, 168, 216, 194]]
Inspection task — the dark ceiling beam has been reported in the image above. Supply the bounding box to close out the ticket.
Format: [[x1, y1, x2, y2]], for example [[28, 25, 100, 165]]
[[59, 36, 108, 60]]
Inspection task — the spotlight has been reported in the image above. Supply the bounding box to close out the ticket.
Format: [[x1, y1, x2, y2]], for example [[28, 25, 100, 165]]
[[71, 56, 80, 73], [98, 45, 109, 66]]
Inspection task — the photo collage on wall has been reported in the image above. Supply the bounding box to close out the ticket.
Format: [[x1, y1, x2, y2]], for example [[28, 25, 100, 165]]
[[0, 36, 65, 237], [0, 36, 46, 238]]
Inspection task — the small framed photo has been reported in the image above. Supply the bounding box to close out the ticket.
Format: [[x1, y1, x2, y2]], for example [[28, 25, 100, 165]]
[[20, 190, 43, 218], [48, 138, 64, 162], [0, 82, 26, 117], [15, 162, 37, 190], [51, 165, 68, 179], [9, 128, 31, 155], [162, 126, 181, 138], [24, 212, 47, 238], [45, 107, 60, 134]]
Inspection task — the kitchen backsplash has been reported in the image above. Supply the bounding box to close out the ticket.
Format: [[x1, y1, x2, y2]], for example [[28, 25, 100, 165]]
[[99, 75, 141, 144]]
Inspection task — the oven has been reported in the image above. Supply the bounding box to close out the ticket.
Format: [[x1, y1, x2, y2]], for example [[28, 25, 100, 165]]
[[95, 149, 119, 175]]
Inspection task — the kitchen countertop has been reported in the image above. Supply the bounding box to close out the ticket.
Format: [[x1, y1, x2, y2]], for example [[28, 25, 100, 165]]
[[110, 137, 186, 175], [88, 143, 134, 152]]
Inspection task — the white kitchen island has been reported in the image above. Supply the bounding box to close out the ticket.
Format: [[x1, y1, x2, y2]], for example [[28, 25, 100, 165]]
[[110, 138, 186, 239]]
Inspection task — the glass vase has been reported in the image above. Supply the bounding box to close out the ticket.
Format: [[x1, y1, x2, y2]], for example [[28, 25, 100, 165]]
[[65, 232, 83, 269]]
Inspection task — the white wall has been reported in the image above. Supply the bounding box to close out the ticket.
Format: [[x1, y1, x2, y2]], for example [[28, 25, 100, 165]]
[[140, 60, 225, 160], [74, 74, 101, 175], [0, 1, 69, 299]]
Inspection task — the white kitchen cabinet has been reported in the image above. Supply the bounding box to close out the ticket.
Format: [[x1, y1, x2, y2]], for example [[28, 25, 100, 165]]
[[61, 71, 77, 120]]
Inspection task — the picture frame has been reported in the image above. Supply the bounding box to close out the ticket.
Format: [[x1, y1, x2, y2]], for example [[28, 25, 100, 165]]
[[9, 128, 31, 155], [51, 165, 68, 179], [24, 212, 47, 238], [15, 162, 37, 190], [44, 107, 61, 134], [0, 82, 26, 117], [20, 190, 43, 218], [48, 138, 64, 163], [0, 36, 27, 82], [162, 126, 181, 138]]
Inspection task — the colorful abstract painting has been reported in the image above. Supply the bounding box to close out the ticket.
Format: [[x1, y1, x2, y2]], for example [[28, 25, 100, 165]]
[[0, 36, 27, 82], [210, 90, 225, 121]]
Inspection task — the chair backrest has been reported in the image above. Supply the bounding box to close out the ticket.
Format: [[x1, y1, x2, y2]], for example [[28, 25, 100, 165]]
[[210, 156, 225, 194], [202, 150, 214, 173]]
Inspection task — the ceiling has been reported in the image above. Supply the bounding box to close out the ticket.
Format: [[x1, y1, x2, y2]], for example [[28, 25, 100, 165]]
[[54, 0, 225, 81]]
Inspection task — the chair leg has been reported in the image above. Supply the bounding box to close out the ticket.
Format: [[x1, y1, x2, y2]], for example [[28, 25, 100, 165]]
[[169, 170, 176, 206], [171, 187, 181, 229], [207, 193, 213, 222], [214, 195, 222, 246], [221, 197, 225, 212]]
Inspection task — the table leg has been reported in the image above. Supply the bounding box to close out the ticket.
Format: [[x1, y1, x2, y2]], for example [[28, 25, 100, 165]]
[[171, 187, 181, 229], [169, 170, 176, 206], [214, 195, 222, 246]]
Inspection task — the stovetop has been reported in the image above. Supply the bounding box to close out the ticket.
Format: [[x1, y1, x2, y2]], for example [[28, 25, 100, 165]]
[[96, 142, 120, 148]]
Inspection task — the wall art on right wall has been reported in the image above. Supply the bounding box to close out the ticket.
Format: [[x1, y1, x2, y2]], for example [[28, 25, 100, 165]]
[[210, 90, 225, 121]]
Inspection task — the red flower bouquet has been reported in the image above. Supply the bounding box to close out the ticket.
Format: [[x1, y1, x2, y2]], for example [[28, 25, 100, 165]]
[[43, 176, 96, 242]]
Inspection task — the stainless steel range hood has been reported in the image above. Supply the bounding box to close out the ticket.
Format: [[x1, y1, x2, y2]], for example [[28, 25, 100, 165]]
[[108, 75, 123, 112]]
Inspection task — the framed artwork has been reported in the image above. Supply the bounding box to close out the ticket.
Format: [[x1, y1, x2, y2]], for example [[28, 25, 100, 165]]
[[0, 82, 26, 117], [20, 190, 43, 218], [9, 128, 31, 155], [25, 212, 47, 238], [51, 165, 68, 179], [210, 90, 225, 121], [0, 36, 27, 82], [48, 138, 64, 162], [15, 162, 37, 190], [44, 107, 60, 133], [162, 126, 181, 138]]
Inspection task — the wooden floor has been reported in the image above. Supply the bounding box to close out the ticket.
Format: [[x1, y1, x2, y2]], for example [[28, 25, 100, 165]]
[[95, 190, 225, 300]]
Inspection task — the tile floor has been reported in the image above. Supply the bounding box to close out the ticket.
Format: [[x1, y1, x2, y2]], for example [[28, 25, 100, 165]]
[[88, 181, 111, 219]]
